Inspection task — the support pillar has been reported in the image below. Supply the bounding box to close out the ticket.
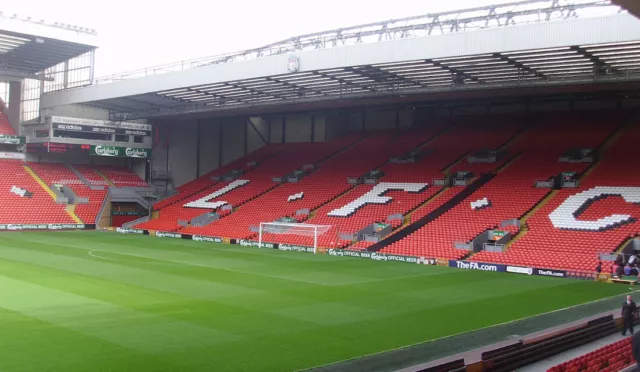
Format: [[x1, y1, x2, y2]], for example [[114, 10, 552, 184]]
[[310, 115, 315, 143], [7, 81, 22, 132]]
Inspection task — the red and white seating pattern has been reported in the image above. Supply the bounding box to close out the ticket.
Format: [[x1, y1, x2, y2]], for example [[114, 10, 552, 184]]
[[0, 160, 74, 224], [475, 121, 640, 272], [383, 113, 619, 262], [27, 162, 106, 224], [89, 110, 638, 274], [547, 337, 634, 372], [141, 135, 361, 232], [151, 144, 288, 211], [263, 119, 525, 248], [180, 130, 433, 239]]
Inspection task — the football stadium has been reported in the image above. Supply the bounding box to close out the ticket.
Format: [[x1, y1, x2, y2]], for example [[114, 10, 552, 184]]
[[2, 0, 640, 371]]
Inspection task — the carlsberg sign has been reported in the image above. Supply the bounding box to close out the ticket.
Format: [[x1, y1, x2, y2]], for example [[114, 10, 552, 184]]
[[0, 135, 25, 145], [94, 146, 119, 157], [90, 145, 151, 158], [125, 148, 149, 158]]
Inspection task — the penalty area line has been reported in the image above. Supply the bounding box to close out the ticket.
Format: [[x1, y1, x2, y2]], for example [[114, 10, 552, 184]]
[[70, 244, 330, 286]]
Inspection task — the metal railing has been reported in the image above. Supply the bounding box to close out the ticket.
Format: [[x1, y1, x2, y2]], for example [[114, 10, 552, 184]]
[[88, 0, 620, 86]]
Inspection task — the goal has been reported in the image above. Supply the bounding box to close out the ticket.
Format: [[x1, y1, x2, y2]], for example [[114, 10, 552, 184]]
[[258, 222, 332, 253]]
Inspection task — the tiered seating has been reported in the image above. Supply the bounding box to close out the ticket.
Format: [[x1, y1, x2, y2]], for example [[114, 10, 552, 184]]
[[180, 130, 432, 240], [548, 337, 634, 372], [152, 144, 288, 211], [74, 165, 111, 187], [140, 136, 360, 232], [27, 162, 106, 224], [475, 120, 640, 272], [0, 112, 16, 135], [383, 112, 618, 260], [0, 160, 74, 224], [265, 119, 525, 248], [95, 166, 148, 187]]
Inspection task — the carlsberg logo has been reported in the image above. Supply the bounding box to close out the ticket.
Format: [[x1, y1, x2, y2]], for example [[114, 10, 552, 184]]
[[95, 146, 119, 157], [125, 148, 147, 158]]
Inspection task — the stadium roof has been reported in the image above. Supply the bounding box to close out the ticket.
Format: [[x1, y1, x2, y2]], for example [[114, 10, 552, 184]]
[[0, 11, 98, 81], [41, 0, 640, 120]]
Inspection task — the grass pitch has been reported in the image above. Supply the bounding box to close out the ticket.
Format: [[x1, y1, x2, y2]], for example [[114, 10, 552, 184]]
[[0, 231, 629, 372]]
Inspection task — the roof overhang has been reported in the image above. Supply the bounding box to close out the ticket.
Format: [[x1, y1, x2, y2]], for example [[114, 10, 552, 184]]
[[0, 12, 98, 79], [42, 13, 640, 120]]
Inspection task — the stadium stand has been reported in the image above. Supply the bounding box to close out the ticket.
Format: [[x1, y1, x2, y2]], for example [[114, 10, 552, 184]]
[[73, 165, 111, 186], [253, 117, 524, 248], [138, 135, 362, 232], [179, 128, 441, 241], [381, 111, 623, 265], [27, 162, 107, 224], [150, 144, 288, 212], [95, 165, 149, 187], [547, 337, 634, 372], [0, 160, 75, 224], [474, 113, 637, 273], [0, 112, 16, 135]]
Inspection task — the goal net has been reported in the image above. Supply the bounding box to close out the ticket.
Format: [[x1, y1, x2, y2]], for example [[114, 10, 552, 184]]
[[259, 222, 332, 253]]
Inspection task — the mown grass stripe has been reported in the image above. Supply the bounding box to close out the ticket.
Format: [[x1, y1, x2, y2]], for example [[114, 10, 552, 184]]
[[0, 231, 629, 372]]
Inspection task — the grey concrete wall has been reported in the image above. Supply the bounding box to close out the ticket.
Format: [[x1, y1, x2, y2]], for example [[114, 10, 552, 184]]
[[132, 158, 147, 181], [314, 115, 326, 142], [198, 119, 221, 176], [45, 104, 111, 120], [325, 112, 349, 141], [247, 117, 268, 153], [573, 100, 618, 111], [532, 101, 571, 112], [349, 112, 364, 131], [399, 109, 413, 129], [151, 119, 198, 188], [221, 117, 245, 167], [491, 103, 527, 115], [269, 116, 284, 144], [285, 114, 312, 143], [365, 110, 396, 130], [622, 99, 640, 109], [7, 81, 21, 131], [452, 105, 489, 116]]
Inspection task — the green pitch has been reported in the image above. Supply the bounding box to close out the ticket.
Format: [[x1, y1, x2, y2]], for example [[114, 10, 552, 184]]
[[0, 231, 629, 372]]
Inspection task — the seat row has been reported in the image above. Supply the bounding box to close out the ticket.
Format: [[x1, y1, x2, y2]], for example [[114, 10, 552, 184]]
[[547, 337, 634, 372]]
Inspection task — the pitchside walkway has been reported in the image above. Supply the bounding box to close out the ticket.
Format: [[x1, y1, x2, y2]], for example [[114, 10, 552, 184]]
[[307, 292, 637, 372]]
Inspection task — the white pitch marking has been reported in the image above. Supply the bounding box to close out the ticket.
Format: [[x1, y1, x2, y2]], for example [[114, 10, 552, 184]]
[[88, 250, 176, 265], [23, 238, 448, 286]]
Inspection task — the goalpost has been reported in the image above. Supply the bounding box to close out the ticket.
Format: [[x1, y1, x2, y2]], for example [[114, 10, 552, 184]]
[[259, 222, 332, 254]]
